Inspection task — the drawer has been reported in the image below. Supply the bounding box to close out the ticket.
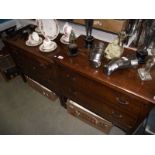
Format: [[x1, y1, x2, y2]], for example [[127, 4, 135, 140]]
[[10, 45, 51, 69], [9, 46, 58, 90], [71, 74, 142, 116], [69, 89, 137, 130], [21, 57, 57, 89], [67, 100, 113, 134], [57, 66, 142, 116], [57, 66, 142, 130], [26, 76, 58, 101], [18, 57, 47, 78]]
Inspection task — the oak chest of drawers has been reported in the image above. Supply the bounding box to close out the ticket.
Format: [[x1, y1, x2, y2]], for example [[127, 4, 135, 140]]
[[3, 31, 155, 134]]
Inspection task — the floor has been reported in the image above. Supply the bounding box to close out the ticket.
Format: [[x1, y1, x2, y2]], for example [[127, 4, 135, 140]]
[[0, 75, 125, 135]]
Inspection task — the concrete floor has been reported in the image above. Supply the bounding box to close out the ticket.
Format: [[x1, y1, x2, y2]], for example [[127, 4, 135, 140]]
[[0, 75, 125, 135]]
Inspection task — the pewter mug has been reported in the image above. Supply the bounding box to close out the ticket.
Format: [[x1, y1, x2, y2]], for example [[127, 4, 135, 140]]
[[89, 42, 105, 68]]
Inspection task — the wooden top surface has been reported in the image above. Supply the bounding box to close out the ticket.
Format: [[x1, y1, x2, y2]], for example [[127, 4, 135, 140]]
[[4, 31, 155, 104]]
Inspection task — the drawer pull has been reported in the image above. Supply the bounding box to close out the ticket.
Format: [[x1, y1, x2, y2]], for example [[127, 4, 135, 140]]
[[111, 111, 123, 119], [116, 97, 129, 105]]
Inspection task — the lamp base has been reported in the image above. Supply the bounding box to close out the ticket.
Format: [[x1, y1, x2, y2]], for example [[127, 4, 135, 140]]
[[67, 43, 78, 57], [85, 36, 94, 49]]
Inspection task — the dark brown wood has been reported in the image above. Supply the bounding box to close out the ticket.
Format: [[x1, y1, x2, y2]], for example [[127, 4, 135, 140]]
[[3, 29, 155, 134]]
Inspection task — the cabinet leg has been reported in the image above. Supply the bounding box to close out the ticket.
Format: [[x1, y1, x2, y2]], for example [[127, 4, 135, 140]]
[[16, 67, 27, 83], [20, 73, 27, 83], [59, 96, 67, 108]]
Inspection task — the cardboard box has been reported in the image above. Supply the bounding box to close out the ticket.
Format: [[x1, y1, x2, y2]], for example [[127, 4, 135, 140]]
[[67, 100, 113, 134], [73, 19, 127, 34], [26, 76, 58, 101]]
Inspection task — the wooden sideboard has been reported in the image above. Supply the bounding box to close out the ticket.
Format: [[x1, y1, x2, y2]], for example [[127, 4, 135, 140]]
[[3, 28, 155, 134]]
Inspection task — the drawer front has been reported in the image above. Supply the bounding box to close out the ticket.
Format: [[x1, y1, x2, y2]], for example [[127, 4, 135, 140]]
[[9, 46, 58, 91], [67, 100, 113, 134], [72, 74, 142, 116], [69, 90, 137, 130], [26, 76, 58, 101], [57, 66, 142, 116], [57, 66, 140, 130]]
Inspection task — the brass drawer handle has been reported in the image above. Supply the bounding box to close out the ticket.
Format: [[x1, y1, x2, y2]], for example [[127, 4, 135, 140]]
[[111, 110, 123, 119], [116, 97, 129, 105]]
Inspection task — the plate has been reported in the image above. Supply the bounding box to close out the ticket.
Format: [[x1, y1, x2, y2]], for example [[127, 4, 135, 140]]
[[60, 35, 69, 44], [39, 41, 57, 52], [40, 19, 59, 40], [25, 37, 42, 46]]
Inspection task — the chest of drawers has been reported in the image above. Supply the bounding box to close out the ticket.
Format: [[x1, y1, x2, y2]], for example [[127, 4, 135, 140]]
[[3, 33, 155, 134], [56, 64, 153, 132], [7, 44, 60, 93]]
